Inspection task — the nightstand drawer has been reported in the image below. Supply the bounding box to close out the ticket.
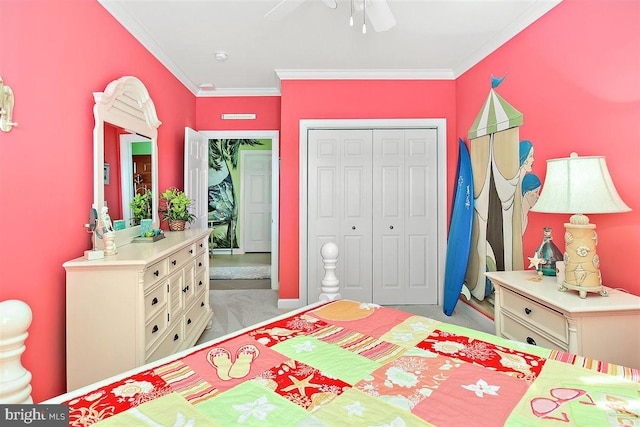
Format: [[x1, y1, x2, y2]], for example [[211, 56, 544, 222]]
[[500, 313, 568, 351], [501, 288, 568, 344]]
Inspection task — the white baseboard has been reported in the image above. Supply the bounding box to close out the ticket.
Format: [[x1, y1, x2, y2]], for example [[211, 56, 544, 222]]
[[278, 299, 303, 310], [456, 301, 495, 333]]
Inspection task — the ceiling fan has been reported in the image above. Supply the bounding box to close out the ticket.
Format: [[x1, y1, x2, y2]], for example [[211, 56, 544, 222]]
[[265, 0, 396, 33]]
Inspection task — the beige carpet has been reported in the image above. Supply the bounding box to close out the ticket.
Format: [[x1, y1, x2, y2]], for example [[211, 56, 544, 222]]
[[196, 289, 494, 346]]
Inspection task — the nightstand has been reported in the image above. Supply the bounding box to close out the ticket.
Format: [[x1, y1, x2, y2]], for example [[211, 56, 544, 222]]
[[485, 270, 640, 369]]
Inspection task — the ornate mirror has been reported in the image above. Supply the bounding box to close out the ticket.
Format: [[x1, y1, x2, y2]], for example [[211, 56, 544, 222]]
[[93, 76, 161, 248]]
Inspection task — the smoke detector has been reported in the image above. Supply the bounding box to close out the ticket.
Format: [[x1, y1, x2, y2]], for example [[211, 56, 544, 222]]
[[214, 51, 228, 62]]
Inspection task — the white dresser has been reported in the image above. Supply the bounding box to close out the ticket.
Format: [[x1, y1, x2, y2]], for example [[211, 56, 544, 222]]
[[64, 229, 213, 391], [486, 270, 640, 370]]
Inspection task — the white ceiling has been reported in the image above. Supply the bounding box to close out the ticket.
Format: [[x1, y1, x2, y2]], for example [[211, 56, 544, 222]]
[[98, 0, 561, 97]]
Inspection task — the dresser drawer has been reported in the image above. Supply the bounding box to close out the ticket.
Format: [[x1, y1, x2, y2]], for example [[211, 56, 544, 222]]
[[196, 236, 208, 255], [145, 319, 183, 364], [194, 270, 207, 294], [195, 253, 207, 275], [184, 298, 208, 338], [500, 312, 568, 352], [144, 281, 167, 319], [501, 288, 568, 344], [168, 244, 196, 272], [145, 308, 168, 349], [144, 260, 167, 286]]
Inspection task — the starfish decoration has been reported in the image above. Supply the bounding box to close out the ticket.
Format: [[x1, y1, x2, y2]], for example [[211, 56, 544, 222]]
[[282, 373, 322, 395], [527, 252, 546, 270]]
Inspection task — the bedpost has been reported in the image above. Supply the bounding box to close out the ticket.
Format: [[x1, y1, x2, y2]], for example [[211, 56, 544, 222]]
[[319, 242, 341, 302], [0, 300, 33, 404]]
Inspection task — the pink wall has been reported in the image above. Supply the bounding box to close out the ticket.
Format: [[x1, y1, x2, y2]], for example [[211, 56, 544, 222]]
[[0, 0, 196, 401], [196, 96, 281, 131], [2, 0, 637, 404], [456, 0, 640, 294], [279, 80, 457, 299]]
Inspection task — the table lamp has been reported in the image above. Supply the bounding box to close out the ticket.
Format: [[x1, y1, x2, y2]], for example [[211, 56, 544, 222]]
[[530, 153, 631, 298]]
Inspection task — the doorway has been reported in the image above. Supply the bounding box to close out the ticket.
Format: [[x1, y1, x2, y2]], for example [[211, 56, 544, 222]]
[[200, 131, 279, 290], [297, 119, 448, 307]]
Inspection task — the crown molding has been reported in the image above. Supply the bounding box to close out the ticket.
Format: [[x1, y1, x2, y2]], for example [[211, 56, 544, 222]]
[[98, 0, 201, 94], [453, 0, 562, 77], [196, 87, 281, 97], [275, 69, 455, 81]]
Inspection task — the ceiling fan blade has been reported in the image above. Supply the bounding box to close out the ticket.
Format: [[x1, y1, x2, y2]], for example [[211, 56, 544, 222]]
[[264, 0, 307, 21], [366, 0, 396, 32]]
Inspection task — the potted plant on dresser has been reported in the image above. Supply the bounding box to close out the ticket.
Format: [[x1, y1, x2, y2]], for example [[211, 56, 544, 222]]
[[159, 187, 196, 231], [129, 189, 152, 226]]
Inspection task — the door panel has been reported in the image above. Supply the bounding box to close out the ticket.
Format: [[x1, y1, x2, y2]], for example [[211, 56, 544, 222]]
[[308, 129, 372, 303], [242, 151, 272, 252], [184, 128, 209, 230]]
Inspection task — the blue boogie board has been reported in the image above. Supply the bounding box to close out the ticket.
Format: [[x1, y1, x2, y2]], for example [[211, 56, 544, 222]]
[[443, 139, 474, 316]]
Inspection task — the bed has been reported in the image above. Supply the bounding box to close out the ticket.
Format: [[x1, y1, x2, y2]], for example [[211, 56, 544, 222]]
[[6, 244, 640, 425]]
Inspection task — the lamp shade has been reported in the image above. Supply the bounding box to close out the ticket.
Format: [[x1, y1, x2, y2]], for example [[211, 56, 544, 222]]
[[531, 153, 631, 215]]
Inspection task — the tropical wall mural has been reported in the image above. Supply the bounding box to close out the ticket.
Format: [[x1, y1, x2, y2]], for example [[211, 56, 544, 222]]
[[208, 138, 271, 250], [464, 75, 541, 310]]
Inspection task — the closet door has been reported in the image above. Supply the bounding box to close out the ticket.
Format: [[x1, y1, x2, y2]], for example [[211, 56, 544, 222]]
[[373, 129, 438, 304], [308, 129, 373, 302]]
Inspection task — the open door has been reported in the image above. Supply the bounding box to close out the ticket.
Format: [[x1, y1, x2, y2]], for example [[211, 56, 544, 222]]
[[184, 127, 208, 230]]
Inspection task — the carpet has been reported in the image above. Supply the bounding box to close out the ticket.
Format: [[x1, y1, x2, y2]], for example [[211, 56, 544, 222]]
[[196, 289, 284, 345], [196, 290, 494, 347], [209, 265, 271, 280]]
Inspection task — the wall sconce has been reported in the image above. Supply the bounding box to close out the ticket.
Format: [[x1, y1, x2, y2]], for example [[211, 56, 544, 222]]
[[0, 75, 18, 132]]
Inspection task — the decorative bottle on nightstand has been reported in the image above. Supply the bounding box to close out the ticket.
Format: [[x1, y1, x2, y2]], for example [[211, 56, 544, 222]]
[[536, 227, 564, 276]]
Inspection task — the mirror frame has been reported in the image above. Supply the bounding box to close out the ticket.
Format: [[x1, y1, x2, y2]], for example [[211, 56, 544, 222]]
[[93, 76, 161, 248]]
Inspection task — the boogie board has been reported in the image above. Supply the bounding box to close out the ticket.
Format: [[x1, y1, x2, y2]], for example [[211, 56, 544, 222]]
[[443, 139, 474, 316]]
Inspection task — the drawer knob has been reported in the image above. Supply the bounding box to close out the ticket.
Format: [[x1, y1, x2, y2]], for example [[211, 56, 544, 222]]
[[198, 280, 203, 287], [152, 325, 158, 334], [189, 249, 193, 254], [201, 302, 205, 307], [187, 318, 192, 325], [526, 337, 537, 346], [172, 260, 177, 266], [200, 243, 203, 248], [389, 225, 394, 230], [183, 286, 189, 293], [151, 297, 158, 306], [173, 334, 179, 341], [154, 270, 159, 277], [524, 308, 532, 315], [352, 226, 356, 230]]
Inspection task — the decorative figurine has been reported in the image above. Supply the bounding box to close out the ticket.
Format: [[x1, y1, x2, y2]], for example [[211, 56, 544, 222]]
[[97, 206, 117, 256], [84, 207, 104, 260]]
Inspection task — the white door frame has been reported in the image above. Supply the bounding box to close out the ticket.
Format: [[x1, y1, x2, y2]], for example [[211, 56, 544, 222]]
[[200, 130, 280, 290], [295, 119, 447, 308]]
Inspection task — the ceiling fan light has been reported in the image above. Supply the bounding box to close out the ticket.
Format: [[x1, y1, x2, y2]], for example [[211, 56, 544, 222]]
[[322, 0, 338, 9]]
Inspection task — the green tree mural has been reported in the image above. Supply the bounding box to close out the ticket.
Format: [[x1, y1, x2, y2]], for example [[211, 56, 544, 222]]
[[208, 139, 263, 249]]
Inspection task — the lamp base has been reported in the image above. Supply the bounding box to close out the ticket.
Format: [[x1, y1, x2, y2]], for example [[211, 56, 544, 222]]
[[558, 281, 608, 299]]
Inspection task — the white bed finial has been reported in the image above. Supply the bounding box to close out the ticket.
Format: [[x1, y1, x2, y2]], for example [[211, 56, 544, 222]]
[[0, 300, 33, 403], [319, 242, 341, 302]]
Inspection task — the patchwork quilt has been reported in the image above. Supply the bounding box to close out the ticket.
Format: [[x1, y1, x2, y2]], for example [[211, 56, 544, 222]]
[[61, 300, 640, 426]]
